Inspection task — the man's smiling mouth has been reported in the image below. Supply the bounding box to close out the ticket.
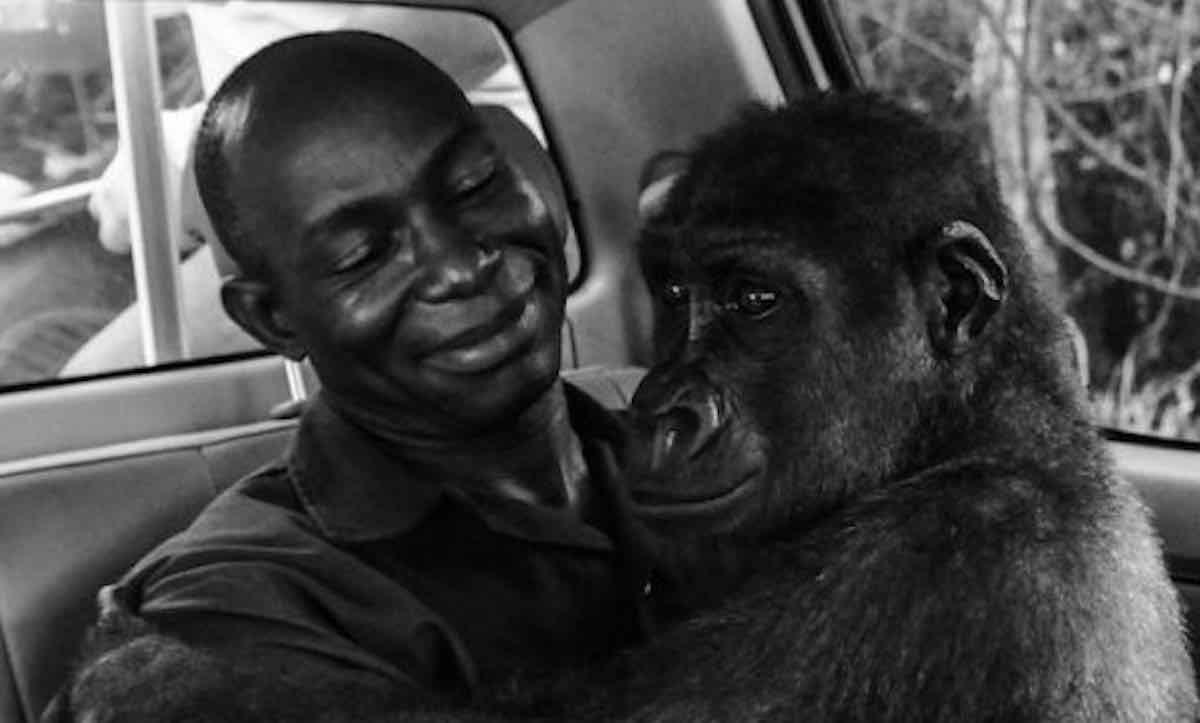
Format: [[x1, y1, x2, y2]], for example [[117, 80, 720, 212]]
[[408, 247, 550, 375], [422, 294, 535, 372], [422, 292, 541, 374], [438, 292, 530, 351]]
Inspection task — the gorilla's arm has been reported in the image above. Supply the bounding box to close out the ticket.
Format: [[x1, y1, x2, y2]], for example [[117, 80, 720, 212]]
[[580, 467, 1192, 723], [59, 612, 585, 723], [55, 611, 437, 723]]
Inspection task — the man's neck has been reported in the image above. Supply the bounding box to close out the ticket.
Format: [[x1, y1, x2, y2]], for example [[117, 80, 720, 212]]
[[480, 383, 589, 513], [328, 382, 589, 514]]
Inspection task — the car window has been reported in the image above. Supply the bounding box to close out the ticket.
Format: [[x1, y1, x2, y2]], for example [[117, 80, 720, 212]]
[[0, 1, 572, 388], [835, 0, 1200, 442]]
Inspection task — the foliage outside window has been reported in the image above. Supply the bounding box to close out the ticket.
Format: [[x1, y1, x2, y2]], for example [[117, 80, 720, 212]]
[[838, 0, 1200, 441]]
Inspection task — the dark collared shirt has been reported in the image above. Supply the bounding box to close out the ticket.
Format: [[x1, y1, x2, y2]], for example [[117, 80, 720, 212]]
[[109, 382, 651, 695]]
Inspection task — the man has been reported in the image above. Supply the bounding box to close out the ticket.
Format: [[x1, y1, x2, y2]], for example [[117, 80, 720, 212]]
[[53, 31, 650, 721]]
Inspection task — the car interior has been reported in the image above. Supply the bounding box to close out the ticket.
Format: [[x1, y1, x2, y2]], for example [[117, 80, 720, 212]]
[[0, 2, 1197, 721]]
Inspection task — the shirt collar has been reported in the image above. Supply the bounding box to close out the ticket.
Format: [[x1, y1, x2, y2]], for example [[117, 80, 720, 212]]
[[287, 382, 631, 546], [287, 393, 446, 543]]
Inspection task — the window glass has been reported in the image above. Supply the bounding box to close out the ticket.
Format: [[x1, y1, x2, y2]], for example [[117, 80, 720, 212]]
[[0, 1, 571, 387], [0, 0, 133, 386], [836, 0, 1200, 441]]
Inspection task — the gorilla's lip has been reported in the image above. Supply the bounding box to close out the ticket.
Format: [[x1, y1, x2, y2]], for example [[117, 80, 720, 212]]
[[629, 473, 758, 520]]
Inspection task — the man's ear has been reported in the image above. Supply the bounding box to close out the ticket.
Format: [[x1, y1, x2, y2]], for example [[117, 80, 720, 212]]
[[923, 220, 1008, 357], [220, 278, 307, 360]]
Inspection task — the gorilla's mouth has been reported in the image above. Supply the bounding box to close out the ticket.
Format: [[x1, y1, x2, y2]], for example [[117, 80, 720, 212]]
[[629, 472, 759, 521]]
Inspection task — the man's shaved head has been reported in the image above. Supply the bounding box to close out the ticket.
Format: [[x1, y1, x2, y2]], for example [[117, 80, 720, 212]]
[[194, 30, 472, 279]]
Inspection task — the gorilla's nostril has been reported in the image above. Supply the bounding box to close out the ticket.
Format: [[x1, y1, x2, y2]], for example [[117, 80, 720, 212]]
[[651, 425, 677, 473], [698, 395, 721, 449], [662, 426, 680, 457], [649, 407, 718, 472]]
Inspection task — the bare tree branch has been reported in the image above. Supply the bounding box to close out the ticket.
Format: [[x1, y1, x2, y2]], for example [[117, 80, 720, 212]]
[[852, 8, 973, 73], [1056, 75, 1161, 104], [971, 0, 1200, 244], [1112, 0, 1183, 25], [1159, 9, 1192, 253], [1033, 191, 1200, 302], [970, 0, 1200, 230], [970, 0, 1156, 184]]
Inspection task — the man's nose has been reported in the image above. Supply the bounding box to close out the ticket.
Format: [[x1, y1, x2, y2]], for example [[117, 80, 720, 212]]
[[410, 211, 503, 302]]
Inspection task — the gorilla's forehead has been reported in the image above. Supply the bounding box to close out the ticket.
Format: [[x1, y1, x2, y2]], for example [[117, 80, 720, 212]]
[[654, 176, 908, 259], [682, 182, 846, 227], [641, 207, 890, 267], [640, 222, 783, 261], [639, 223, 833, 287]]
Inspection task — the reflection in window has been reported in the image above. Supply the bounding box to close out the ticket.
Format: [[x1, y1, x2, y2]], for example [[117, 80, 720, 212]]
[[0, 0, 137, 386], [838, 0, 1200, 441]]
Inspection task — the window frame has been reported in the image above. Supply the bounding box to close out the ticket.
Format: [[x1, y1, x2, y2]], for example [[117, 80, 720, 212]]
[[748, 0, 861, 95], [104, 0, 188, 366]]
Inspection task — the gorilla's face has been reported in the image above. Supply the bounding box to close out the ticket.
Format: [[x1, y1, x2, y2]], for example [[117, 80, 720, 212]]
[[629, 214, 935, 540]]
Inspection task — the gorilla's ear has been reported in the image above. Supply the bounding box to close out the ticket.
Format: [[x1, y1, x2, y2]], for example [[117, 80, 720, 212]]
[[220, 278, 307, 361], [923, 220, 1008, 357], [638, 150, 689, 221]]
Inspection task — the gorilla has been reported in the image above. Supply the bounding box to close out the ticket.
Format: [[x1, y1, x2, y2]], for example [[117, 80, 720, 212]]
[[590, 90, 1197, 722]]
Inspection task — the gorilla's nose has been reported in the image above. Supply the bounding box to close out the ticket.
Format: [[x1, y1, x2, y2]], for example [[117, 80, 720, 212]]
[[632, 372, 726, 473]]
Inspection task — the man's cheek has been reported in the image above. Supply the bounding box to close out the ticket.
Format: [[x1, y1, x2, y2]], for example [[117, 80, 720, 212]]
[[323, 285, 410, 351]]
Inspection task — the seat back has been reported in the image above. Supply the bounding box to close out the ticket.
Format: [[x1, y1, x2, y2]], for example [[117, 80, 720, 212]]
[[0, 420, 297, 722], [0, 366, 642, 722]]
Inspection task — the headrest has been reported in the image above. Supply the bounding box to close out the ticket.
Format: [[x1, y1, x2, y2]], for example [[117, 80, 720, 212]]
[[202, 104, 568, 278]]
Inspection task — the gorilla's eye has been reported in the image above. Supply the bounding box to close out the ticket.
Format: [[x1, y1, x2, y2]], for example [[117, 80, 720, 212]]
[[726, 282, 779, 317], [660, 280, 690, 307]]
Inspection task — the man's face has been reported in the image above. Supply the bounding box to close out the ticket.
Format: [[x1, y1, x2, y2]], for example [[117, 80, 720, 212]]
[[233, 95, 567, 438]]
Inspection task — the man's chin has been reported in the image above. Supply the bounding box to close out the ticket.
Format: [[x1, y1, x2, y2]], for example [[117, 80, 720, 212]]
[[425, 341, 562, 429]]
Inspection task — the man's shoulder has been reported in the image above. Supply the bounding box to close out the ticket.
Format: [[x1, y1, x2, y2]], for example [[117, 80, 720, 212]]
[[111, 461, 458, 667], [117, 463, 321, 595], [181, 462, 309, 542]]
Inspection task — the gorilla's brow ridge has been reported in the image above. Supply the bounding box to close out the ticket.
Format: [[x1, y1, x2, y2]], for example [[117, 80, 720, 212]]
[[639, 225, 788, 260]]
